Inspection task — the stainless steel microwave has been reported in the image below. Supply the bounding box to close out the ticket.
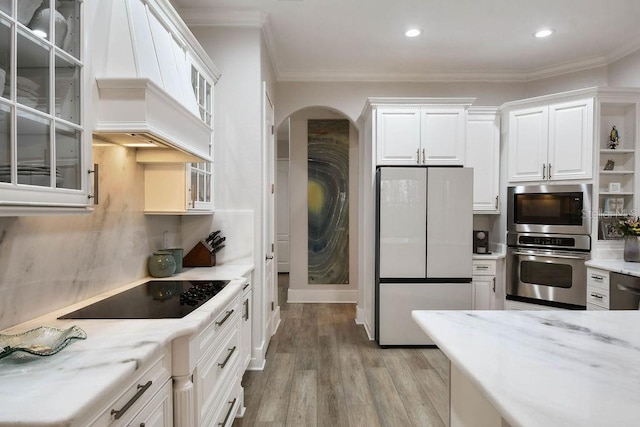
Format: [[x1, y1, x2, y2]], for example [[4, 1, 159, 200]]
[[507, 184, 592, 235]]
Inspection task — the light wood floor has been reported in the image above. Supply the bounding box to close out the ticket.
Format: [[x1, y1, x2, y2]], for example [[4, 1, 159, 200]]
[[232, 274, 450, 427]]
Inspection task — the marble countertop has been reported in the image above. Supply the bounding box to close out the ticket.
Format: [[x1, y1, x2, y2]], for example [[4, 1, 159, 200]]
[[0, 264, 253, 426], [473, 244, 506, 260], [412, 310, 640, 427], [586, 259, 640, 277]]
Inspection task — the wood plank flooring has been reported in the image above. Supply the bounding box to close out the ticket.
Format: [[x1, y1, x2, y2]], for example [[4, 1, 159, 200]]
[[232, 274, 450, 427]]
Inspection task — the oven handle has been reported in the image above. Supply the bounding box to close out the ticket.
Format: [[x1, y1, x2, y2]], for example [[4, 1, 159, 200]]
[[510, 250, 588, 260]]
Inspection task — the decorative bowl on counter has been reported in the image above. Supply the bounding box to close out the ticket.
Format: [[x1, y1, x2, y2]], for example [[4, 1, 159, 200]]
[[0, 325, 87, 359]]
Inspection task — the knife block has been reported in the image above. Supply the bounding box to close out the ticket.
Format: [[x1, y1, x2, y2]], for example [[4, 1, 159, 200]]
[[182, 240, 216, 267]]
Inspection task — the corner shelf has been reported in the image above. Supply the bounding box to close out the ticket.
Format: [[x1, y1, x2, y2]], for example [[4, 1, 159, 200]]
[[596, 98, 638, 241]]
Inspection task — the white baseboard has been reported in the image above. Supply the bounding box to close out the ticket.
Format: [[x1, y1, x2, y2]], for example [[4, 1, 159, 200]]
[[287, 288, 357, 303], [355, 306, 375, 340], [248, 340, 267, 371]]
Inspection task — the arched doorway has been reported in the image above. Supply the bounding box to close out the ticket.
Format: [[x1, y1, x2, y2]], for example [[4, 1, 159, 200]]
[[275, 106, 359, 303]]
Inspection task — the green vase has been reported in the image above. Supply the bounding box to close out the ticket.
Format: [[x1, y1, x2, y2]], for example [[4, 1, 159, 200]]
[[148, 251, 176, 277], [623, 236, 640, 262]]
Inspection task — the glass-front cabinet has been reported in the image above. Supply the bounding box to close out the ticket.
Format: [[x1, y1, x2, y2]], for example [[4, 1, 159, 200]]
[[189, 64, 214, 211], [0, 0, 89, 213]]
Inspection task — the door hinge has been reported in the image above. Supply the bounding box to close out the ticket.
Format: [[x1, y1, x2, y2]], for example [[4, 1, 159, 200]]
[[271, 125, 274, 135], [271, 243, 275, 252], [271, 301, 274, 311], [271, 183, 275, 194]]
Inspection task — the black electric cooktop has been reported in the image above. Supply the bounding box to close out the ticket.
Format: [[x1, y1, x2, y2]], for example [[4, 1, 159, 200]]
[[59, 280, 230, 319]]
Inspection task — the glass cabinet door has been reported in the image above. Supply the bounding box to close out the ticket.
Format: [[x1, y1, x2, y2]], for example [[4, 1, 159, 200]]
[[0, 0, 86, 207]]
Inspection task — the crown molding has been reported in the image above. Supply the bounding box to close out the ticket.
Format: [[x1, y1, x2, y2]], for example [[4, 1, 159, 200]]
[[176, 7, 268, 27]]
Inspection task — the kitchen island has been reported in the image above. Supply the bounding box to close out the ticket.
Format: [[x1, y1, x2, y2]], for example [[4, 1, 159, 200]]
[[412, 310, 640, 427], [0, 265, 252, 426]]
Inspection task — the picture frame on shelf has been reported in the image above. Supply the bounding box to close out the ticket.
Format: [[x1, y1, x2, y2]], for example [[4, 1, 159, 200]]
[[604, 197, 625, 214], [609, 182, 622, 193], [604, 159, 615, 170], [600, 217, 624, 240]]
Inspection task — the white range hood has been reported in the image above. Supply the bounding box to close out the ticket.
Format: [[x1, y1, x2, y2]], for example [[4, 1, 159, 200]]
[[93, 0, 219, 163]]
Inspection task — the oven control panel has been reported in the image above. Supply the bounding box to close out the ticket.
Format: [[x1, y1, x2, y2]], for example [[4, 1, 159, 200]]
[[507, 232, 591, 252]]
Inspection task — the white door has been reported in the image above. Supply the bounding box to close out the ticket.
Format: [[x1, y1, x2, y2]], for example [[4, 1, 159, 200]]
[[466, 109, 500, 212], [507, 106, 549, 182], [276, 159, 290, 273], [547, 98, 594, 181], [376, 108, 421, 165], [263, 84, 277, 339], [421, 108, 466, 165], [473, 277, 495, 310], [378, 167, 427, 279], [426, 168, 473, 279]]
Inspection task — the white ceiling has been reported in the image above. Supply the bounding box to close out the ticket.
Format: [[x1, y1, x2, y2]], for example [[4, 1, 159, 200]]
[[170, 0, 640, 82]]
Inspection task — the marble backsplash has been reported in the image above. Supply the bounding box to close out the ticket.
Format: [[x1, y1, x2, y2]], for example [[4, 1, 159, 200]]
[[0, 146, 180, 330]]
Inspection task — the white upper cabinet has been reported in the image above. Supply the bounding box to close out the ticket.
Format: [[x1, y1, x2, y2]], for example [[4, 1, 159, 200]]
[[373, 98, 475, 166], [507, 105, 549, 182], [0, 0, 91, 215], [548, 99, 594, 180], [466, 108, 500, 213], [420, 108, 467, 165], [507, 97, 593, 183], [376, 107, 421, 165]]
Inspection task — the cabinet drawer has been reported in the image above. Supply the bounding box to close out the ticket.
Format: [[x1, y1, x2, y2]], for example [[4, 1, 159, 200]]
[[207, 372, 241, 427], [587, 268, 609, 290], [196, 326, 241, 424], [198, 295, 240, 356], [587, 286, 610, 309], [472, 260, 496, 276], [85, 346, 171, 426]]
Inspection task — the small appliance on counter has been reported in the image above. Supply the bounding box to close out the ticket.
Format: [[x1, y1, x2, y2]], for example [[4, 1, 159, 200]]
[[183, 230, 226, 267], [473, 230, 490, 254]]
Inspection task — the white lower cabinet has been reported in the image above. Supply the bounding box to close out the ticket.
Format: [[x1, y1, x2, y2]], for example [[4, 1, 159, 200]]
[[78, 345, 172, 427], [587, 267, 610, 310], [472, 260, 499, 310], [172, 282, 245, 427], [127, 380, 174, 427], [240, 282, 253, 371]]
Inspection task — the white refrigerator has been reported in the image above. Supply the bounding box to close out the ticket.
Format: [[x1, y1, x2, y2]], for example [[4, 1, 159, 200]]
[[376, 166, 473, 346]]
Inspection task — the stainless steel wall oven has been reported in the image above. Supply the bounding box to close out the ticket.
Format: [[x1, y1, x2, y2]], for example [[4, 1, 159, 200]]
[[506, 185, 592, 309]]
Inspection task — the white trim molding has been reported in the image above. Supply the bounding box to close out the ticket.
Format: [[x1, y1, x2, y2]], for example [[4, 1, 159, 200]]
[[287, 289, 358, 303]]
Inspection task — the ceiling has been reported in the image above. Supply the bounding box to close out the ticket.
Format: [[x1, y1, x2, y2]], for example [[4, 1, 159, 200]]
[[170, 0, 640, 82]]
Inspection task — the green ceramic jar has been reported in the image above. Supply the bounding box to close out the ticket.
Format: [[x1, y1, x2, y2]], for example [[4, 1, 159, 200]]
[[148, 251, 176, 277]]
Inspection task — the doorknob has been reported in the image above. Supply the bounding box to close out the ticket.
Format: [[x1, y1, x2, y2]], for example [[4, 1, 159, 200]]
[[266, 254, 274, 260]]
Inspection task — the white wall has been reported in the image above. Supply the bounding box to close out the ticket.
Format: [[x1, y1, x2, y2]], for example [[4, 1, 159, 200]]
[[188, 26, 278, 368], [275, 81, 528, 128], [525, 66, 609, 97], [0, 146, 181, 330], [608, 49, 640, 87], [288, 108, 359, 302]]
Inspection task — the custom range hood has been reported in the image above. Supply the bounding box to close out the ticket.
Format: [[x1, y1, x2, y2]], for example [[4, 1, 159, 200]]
[[93, 0, 219, 162]]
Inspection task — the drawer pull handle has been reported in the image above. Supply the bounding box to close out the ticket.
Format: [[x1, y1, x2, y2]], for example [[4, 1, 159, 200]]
[[243, 283, 250, 290], [590, 275, 604, 281], [218, 398, 237, 426], [216, 309, 234, 326], [590, 293, 604, 299], [476, 266, 489, 269], [244, 299, 250, 321], [111, 380, 152, 420], [219, 346, 237, 369]]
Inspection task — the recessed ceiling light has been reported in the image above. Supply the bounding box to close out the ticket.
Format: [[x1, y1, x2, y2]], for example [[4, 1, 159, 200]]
[[534, 28, 554, 38], [405, 28, 422, 38]]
